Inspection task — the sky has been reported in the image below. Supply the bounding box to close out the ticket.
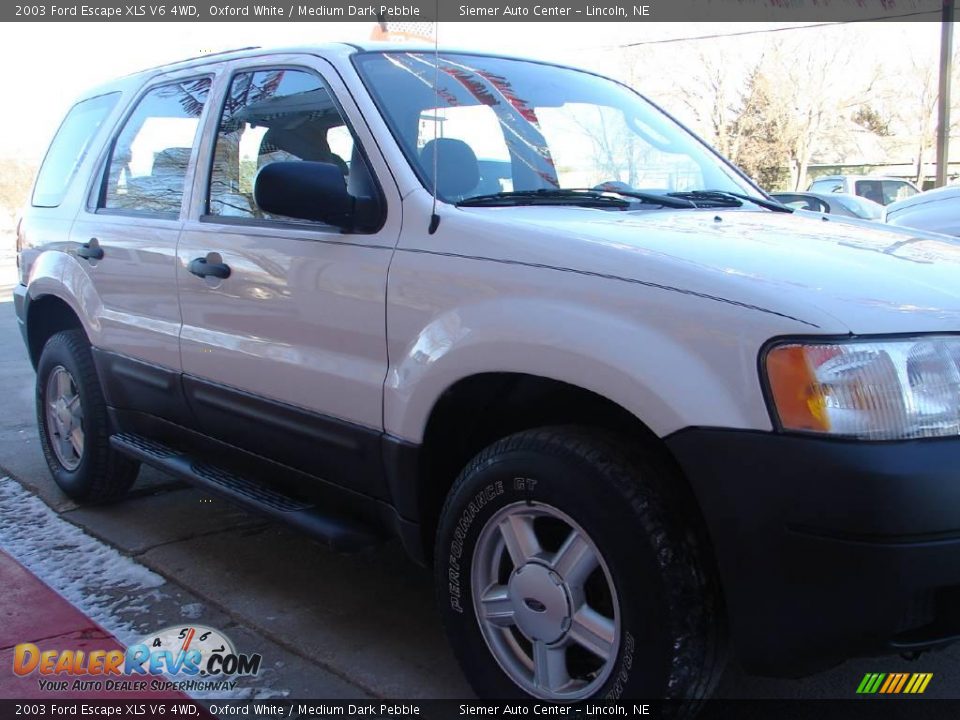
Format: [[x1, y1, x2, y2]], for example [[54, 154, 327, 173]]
[[0, 21, 945, 162]]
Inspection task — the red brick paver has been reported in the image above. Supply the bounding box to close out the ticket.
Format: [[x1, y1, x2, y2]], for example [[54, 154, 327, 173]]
[[0, 550, 188, 700]]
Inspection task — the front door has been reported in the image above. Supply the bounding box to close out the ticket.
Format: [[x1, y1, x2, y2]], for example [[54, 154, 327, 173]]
[[175, 56, 400, 496]]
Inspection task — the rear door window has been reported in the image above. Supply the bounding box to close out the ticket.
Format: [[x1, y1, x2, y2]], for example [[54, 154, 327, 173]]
[[100, 77, 212, 216], [32, 93, 120, 208]]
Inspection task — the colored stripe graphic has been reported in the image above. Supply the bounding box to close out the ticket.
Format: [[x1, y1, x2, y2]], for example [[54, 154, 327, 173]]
[[892, 673, 910, 694], [857, 672, 932, 694], [879, 674, 896, 693]]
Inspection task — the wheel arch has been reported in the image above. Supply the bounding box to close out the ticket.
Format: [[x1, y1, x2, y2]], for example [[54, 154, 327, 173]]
[[22, 249, 101, 369], [411, 372, 714, 571], [24, 293, 87, 369]]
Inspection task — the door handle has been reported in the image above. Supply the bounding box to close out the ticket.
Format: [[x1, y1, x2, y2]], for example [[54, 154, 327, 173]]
[[77, 238, 103, 261], [188, 255, 231, 280]]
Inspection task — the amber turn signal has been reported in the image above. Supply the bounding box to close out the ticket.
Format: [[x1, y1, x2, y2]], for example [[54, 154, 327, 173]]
[[765, 345, 830, 433]]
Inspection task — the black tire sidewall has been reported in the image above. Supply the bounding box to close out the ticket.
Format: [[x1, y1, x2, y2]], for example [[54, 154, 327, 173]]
[[36, 332, 104, 499], [436, 443, 677, 700]]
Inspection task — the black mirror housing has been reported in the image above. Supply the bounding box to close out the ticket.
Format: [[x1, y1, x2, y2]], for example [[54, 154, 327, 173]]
[[254, 161, 379, 231]]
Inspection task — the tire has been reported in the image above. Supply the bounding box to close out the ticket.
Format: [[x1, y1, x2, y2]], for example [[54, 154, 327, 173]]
[[36, 328, 139, 502], [434, 426, 724, 701]]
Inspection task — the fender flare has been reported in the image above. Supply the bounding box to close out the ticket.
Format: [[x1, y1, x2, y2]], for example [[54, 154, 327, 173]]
[[384, 298, 761, 443]]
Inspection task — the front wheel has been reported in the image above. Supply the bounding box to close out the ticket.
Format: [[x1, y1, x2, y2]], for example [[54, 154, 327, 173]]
[[36, 329, 139, 502], [434, 427, 724, 700]]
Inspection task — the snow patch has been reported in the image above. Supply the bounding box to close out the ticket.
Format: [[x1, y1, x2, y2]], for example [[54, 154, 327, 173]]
[[0, 477, 289, 701], [180, 602, 205, 620], [0, 476, 165, 646]]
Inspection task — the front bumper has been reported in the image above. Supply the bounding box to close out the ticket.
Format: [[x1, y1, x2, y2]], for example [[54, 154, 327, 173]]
[[666, 428, 960, 677]]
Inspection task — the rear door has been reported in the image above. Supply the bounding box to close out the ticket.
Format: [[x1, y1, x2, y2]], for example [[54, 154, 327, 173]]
[[176, 54, 401, 496], [70, 68, 218, 423]]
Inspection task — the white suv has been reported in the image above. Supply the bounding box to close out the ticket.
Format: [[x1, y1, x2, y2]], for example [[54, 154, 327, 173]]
[[807, 174, 920, 206], [14, 44, 960, 701]]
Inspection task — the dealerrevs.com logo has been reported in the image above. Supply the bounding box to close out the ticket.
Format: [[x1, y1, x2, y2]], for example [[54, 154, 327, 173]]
[[13, 625, 262, 693]]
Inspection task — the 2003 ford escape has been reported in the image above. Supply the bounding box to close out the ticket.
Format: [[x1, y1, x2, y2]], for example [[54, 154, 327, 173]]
[[14, 43, 960, 700]]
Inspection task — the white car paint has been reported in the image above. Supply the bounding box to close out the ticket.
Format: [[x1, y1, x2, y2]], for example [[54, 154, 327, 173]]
[[382, 189, 960, 442]]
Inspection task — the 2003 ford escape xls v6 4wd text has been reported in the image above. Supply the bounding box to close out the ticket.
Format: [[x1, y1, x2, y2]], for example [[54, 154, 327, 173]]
[[14, 43, 960, 701]]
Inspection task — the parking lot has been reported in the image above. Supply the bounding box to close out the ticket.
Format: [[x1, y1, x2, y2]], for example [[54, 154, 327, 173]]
[[1, 231, 959, 701]]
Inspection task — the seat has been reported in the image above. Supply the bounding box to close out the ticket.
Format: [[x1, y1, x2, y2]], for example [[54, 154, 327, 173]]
[[420, 138, 480, 200], [259, 127, 349, 175]]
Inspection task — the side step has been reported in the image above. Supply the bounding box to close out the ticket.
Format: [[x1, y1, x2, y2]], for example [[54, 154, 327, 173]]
[[110, 432, 380, 552]]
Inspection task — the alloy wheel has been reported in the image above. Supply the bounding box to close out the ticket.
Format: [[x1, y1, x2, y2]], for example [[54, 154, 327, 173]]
[[471, 501, 620, 700]]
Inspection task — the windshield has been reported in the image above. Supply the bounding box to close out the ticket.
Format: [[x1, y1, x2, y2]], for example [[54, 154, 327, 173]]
[[354, 52, 756, 205]]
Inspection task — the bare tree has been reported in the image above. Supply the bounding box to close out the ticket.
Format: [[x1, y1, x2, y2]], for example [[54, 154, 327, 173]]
[[594, 24, 949, 191], [674, 46, 739, 157], [861, 42, 960, 187], [724, 29, 882, 190], [885, 51, 940, 185], [0, 157, 36, 222], [728, 56, 791, 189]]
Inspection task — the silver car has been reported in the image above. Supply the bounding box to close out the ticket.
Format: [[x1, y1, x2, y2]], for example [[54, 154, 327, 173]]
[[885, 185, 960, 237]]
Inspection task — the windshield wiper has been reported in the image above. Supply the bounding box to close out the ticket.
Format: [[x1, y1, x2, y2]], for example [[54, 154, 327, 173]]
[[669, 189, 794, 213], [716, 189, 794, 213], [575, 188, 696, 208], [456, 188, 694, 209]]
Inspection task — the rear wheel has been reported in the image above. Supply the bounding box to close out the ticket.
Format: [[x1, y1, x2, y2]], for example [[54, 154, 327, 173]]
[[434, 426, 724, 700], [36, 329, 139, 502]]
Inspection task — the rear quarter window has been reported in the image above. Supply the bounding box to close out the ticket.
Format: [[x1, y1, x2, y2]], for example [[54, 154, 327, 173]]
[[32, 92, 120, 208]]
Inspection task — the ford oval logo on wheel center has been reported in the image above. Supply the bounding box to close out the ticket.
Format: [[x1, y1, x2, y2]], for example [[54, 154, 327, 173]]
[[523, 597, 547, 613]]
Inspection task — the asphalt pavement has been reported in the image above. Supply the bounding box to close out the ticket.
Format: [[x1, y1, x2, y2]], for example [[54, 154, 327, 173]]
[[0, 230, 957, 700]]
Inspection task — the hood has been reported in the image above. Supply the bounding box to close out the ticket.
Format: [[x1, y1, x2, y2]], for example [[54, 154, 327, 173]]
[[465, 205, 960, 335]]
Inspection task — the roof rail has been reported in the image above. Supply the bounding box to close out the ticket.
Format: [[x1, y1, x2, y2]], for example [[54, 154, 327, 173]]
[[126, 46, 261, 77]]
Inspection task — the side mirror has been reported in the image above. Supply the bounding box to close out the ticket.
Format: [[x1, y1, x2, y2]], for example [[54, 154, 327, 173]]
[[254, 161, 379, 231], [772, 193, 829, 214]]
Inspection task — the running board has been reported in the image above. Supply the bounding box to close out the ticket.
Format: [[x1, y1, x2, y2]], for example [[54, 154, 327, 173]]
[[110, 432, 380, 552]]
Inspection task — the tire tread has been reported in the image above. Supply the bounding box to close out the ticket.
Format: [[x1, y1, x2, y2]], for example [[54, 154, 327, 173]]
[[36, 329, 138, 502], [436, 425, 725, 701]]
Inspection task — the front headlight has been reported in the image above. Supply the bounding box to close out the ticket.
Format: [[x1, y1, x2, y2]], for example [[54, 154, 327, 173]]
[[764, 337, 960, 440]]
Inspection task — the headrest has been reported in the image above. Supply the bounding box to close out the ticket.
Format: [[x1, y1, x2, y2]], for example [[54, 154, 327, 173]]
[[420, 138, 480, 199]]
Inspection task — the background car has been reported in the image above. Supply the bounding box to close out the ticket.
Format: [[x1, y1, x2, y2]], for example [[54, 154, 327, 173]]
[[884, 185, 960, 237], [807, 174, 919, 205], [771, 191, 884, 220]]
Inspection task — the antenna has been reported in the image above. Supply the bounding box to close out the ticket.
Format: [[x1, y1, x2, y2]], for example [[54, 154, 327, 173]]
[[428, 10, 441, 234]]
